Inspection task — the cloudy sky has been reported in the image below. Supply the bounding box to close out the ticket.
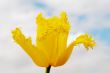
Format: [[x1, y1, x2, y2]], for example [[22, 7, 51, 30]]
[[0, 0, 110, 73]]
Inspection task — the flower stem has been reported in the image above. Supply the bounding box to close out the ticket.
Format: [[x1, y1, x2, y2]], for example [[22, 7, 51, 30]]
[[45, 65, 51, 73]]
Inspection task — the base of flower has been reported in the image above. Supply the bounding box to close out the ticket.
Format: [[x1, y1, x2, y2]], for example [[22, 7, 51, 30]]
[[45, 65, 51, 73]]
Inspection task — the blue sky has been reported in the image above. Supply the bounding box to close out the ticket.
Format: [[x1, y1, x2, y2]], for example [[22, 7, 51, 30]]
[[0, 0, 110, 73], [90, 28, 110, 45]]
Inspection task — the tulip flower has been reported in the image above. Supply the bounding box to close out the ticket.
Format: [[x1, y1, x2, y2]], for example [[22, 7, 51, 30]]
[[12, 12, 95, 73]]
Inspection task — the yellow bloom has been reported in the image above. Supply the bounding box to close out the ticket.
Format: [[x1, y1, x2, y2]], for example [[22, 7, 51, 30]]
[[12, 12, 95, 67]]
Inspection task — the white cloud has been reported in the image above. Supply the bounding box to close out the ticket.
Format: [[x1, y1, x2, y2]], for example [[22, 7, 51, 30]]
[[42, 0, 110, 13], [41, 0, 110, 31]]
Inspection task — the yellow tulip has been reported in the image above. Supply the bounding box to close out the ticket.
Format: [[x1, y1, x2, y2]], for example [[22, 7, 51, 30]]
[[12, 12, 95, 71]]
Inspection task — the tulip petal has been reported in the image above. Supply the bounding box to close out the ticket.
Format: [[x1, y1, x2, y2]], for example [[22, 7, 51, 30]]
[[54, 34, 96, 66], [36, 12, 70, 65], [12, 28, 49, 67], [53, 42, 74, 66], [36, 28, 58, 62], [73, 34, 96, 50]]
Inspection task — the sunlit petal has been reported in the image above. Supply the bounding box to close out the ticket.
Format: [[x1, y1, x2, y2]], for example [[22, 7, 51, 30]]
[[12, 28, 49, 67], [36, 12, 70, 65], [54, 34, 96, 66]]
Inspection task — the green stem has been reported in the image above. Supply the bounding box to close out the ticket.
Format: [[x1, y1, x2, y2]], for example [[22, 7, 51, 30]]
[[45, 65, 51, 73]]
